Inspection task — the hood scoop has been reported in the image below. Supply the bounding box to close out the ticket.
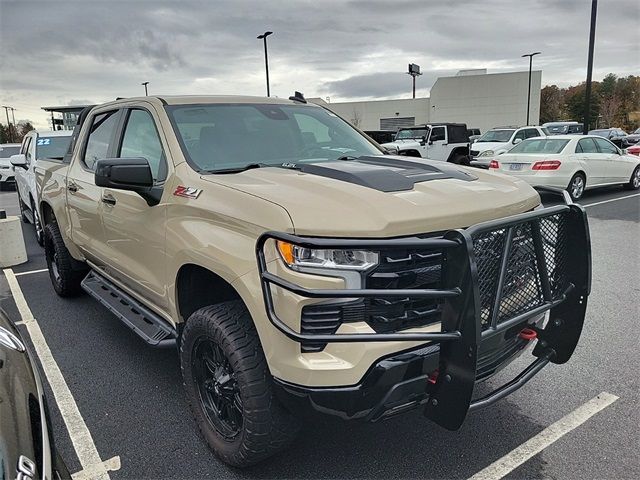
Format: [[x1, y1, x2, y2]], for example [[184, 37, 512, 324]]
[[297, 156, 477, 192]]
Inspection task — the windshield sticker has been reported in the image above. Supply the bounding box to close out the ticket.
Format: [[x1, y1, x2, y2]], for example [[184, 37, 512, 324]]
[[36, 138, 51, 146], [173, 185, 202, 199]]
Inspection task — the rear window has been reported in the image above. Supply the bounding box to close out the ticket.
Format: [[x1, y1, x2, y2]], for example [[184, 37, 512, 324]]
[[0, 145, 20, 158], [509, 138, 569, 154], [35, 136, 72, 160]]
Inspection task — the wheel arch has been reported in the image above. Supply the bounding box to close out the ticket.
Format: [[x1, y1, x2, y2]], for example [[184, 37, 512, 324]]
[[39, 200, 56, 226], [399, 149, 421, 157]]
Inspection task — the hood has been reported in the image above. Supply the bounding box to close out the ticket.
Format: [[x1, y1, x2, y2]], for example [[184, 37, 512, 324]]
[[381, 139, 421, 150], [201, 156, 540, 237], [471, 141, 510, 153], [0, 158, 11, 167]]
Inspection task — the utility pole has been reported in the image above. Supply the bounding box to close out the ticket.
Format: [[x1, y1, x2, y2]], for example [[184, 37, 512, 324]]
[[257, 31, 273, 97], [584, 0, 598, 134], [522, 52, 541, 126], [141, 81, 149, 96], [9, 107, 16, 126], [2, 106, 13, 142]]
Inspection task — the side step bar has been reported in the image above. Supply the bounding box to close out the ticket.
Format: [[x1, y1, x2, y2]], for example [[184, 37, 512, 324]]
[[81, 271, 177, 348]]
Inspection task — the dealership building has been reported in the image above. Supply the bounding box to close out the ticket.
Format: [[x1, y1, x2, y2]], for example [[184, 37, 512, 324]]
[[311, 69, 542, 134]]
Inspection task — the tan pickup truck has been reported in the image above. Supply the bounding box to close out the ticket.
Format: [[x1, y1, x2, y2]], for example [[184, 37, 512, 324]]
[[36, 94, 591, 467]]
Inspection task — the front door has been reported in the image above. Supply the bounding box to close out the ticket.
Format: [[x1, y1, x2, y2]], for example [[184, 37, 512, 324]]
[[575, 137, 607, 185], [592, 137, 624, 183], [100, 106, 170, 311], [425, 126, 447, 161]]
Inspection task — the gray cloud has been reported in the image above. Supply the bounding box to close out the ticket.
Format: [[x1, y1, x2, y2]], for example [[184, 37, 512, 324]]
[[1, 0, 638, 128]]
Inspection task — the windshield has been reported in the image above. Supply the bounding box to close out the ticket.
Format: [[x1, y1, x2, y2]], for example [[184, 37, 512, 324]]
[[476, 129, 514, 143], [395, 128, 427, 140], [634, 128, 640, 135], [588, 129, 609, 137], [0, 145, 20, 158], [166, 104, 382, 172], [35, 136, 72, 160], [508, 138, 570, 154]]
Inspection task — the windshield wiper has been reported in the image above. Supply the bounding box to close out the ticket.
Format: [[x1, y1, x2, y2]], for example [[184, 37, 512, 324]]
[[337, 155, 359, 160], [206, 163, 271, 174]]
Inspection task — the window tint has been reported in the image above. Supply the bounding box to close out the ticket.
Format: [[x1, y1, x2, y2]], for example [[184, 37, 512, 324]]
[[524, 128, 540, 139], [119, 109, 167, 181], [35, 136, 72, 160], [294, 113, 331, 143], [576, 138, 598, 154], [84, 111, 119, 170], [593, 137, 618, 154], [509, 138, 569, 154], [22, 137, 32, 164], [430, 127, 446, 142]]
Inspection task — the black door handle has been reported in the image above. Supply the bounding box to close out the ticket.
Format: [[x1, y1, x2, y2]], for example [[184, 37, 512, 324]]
[[67, 182, 78, 193], [101, 194, 116, 206]]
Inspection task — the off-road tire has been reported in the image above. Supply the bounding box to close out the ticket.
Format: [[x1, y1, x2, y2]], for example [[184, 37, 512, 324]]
[[30, 196, 44, 247], [16, 188, 29, 223], [567, 173, 586, 201], [624, 166, 640, 190], [181, 301, 300, 467], [44, 223, 87, 297], [450, 153, 470, 165]]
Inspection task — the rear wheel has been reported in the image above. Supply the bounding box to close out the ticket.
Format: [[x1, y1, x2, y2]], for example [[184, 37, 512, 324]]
[[567, 173, 586, 200], [30, 197, 44, 247], [16, 188, 29, 223], [181, 301, 299, 467], [44, 223, 87, 297], [624, 166, 640, 190], [450, 153, 470, 165]]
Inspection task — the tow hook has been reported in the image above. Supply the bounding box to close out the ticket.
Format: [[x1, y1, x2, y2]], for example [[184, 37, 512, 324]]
[[518, 327, 538, 341]]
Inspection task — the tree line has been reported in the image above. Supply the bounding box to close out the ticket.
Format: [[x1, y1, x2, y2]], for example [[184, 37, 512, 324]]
[[540, 74, 639, 131], [0, 121, 35, 144]]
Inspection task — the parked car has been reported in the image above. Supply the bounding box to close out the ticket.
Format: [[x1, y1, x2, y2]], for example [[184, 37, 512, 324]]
[[0, 308, 71, 479], [0, 143, 21, 190], [381, 123, 471, 164], [488, 135, 640, 200], [542, 121, 584, 135], [363, 130, 396, 144], [588, 128, 628, 148], [467, 128, 482, 143], [623, 127, 640, 146], [11, 130, 72, 246], [36, 95, 590, 467], [626, 144, 640, 156], [470, 126, 548, 168]]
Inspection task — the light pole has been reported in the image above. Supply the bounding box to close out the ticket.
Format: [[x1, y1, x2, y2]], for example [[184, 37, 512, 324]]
[[584, 0, 598, 134], [2, 105, 13, 142], [407, 63, 422, 99], [257, 31, 273, 97], [522, 52, 541, 126], [141, 81, 149, 96]]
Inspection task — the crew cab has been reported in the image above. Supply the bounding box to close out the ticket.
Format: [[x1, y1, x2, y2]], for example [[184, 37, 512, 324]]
[[36, 95, 591, 467], [381, 123, 471, 164], [11, 130, 72, 246]]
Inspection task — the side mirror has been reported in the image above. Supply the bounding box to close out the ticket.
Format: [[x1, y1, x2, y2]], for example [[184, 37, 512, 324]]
[[10, 154, 27, 168], [95, 157, 160, 205], [513, 138, 523, 145]]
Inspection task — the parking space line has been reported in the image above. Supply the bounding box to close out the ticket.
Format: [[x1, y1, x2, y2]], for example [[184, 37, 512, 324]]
[[4, 268, 119, 480], [14, 268, 49, 276], [582, 193, 640, 208], [468, 392, 618, 480]]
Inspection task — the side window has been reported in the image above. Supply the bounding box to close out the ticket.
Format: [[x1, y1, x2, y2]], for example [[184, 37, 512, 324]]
[[83, 111, 119, 171], [119, 109, 167, 182], [524, 128, 540, 139], [577, 138, 599, 154], [513, 129, 527, 142], [593, 137, 618, 154], [22, 137, 32, 164], [430, 126, 446, 142]]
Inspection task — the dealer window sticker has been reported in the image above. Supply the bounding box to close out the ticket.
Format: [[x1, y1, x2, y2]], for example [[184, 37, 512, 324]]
[[36, 138, 51, 146]]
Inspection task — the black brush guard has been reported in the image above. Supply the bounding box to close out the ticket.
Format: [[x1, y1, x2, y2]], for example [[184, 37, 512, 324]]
[[256, 189, 591, 429]]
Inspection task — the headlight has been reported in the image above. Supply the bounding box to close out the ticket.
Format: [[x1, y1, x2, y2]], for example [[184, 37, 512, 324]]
[[276, 241, 379, 271], [478, 150, 494, 157]]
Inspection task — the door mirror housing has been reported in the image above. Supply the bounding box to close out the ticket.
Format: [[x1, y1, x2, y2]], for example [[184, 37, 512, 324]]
[[95, 157, 161, 205], [10, 154, 27, 168], [513, 138, 523, 145]]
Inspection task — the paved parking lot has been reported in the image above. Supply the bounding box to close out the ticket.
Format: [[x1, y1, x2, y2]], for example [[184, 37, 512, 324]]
[[1, 186, 639, 479]]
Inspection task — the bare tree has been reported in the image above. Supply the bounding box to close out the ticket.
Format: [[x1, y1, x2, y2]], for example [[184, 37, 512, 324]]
[[351, 108, 362, 128]]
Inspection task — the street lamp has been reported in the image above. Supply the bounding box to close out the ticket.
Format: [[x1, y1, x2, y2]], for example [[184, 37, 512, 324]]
[[522, 52, 541, 126], [257, 31, 273, 97], [141, 81, 149, 96]]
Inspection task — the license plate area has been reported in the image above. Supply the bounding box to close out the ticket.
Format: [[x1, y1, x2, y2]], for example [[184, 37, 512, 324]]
[[509, 163, 524, 171]]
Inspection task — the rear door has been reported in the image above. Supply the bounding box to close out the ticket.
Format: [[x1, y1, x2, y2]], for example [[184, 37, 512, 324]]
[[100, 106, 170, 310], [67, 108, 121, 263], [575, 137, 607, 185]]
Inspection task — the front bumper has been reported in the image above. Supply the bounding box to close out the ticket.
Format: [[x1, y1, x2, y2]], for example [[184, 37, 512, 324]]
[[0, 166, 15, 183], [257, 187, 591, 429]]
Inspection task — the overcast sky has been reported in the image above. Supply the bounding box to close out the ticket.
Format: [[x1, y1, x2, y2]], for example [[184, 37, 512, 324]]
[[1, 0, 638, 129]]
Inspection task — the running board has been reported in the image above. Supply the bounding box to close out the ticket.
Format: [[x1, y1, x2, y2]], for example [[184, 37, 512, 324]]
[[81, 271, 177, 348]]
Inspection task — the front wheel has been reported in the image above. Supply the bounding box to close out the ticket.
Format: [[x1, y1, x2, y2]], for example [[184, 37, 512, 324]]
[[567, 173, 586, 200], [449, 153, 470, 165], [16, 188, 29, 223], [624, 166, 640, 190], [180, 301, 299, 467]]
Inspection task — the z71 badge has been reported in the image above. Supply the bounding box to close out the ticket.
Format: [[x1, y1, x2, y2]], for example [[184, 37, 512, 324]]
[[173, 186, 202, 199]]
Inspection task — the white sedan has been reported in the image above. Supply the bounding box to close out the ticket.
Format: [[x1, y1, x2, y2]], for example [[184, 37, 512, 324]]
[[488, 135, 640, 200]]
